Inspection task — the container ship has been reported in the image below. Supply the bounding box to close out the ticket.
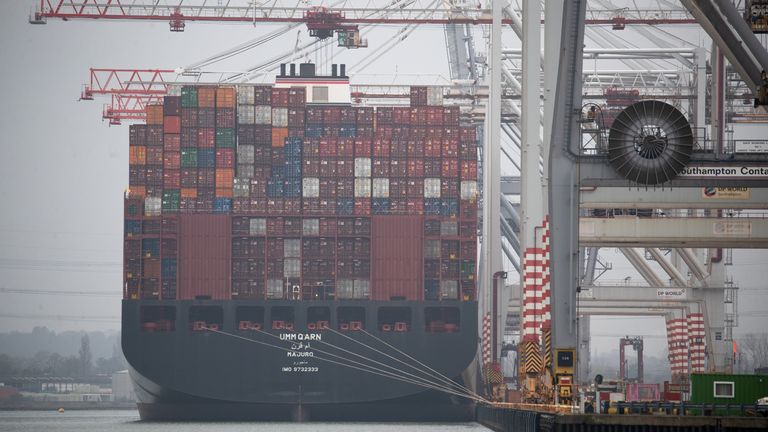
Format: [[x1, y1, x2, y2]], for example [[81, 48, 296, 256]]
[[122, 63, 480, 421]]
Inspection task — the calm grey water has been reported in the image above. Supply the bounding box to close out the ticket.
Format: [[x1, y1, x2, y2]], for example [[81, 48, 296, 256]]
[[0, 410, 491, 432]]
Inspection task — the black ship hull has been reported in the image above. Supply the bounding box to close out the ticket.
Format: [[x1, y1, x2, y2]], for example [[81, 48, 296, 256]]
[[122, 300, 479, 421]]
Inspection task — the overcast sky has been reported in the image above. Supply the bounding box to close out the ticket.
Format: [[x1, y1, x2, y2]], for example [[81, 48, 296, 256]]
[[0, 2, 766, 359]]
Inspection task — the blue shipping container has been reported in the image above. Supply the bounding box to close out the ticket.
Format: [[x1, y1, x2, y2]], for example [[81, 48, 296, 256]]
[[337, 198, 354, 215], [197, 148, 216, 168], [284, 162, 302, 178], [425, 279, 440, 300], [372, 198, 390, 215], [339, 124, 357, 138], [271, 166, 286, 179], [142, 238, 160, 257], [425, 198, 442, 215], [441, 199, 459, 217], [305, 124, 323, 138], [283, 179, 302, 197], [161, 258, 177, 279], [214, 198, 232, 213], [267, 179, 285, 197], [125, 220, 142, 236]]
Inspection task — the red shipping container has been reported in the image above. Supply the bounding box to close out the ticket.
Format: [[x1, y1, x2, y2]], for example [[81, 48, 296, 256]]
[[372, 139, 391, 157], [288, 87, 305, 107], [441, 179, 459, 197], [319, 139, 336, 157], [372, 159, 389, 177], [407, 179, 424, 197], [129, 146, 146, 165], [255, 125, 272, 145], [376, 126, 393, 140], [356, 107, 374, 124], [266, 218, 284, 235], [424, 159, 441, 177], [407, 198, 424, 214], [197, 108, 216, 128], [303, 140, 319, 157], [393, 107, 411, 124], [250, 179, 267, 197], [443, 106, 460, 124], [164, 134, 181, 152], [250, 199, 267, 213], [303, 198, 320, 215], [288, 108, 305, 127], [407, 159, 424, 177], [272, 128, 288, 148], [323, 106, 342, 124], [391, 141, 408, 158], [197, 128, 215, 148], [163, 169, 181, 188], [323, 126, 340, 138], [376, 107, 394, 124], [410, 107, 427, 124], [336, 178, 354, 197], [319, 179, 337, 198], [147, 125, 164, 146], [216, 169, 234, 189], [179, 198, 196, 213], [164, 151, 180, 170], [181, 169, 197, 188], [216, 148, 235, 168], [129, 124, 147, 146], [181, 128, 197, 147], [303, 159, 320, 177], [146, 166, 163, 185], [389, 179, 407, 198], [354, 199, 371, 215], [461, 160, 478, 180], [407, 140, 424, 158], [216, 187, 233, 198], [426, 106, 444, 124], [460, 126, 476, 142], [442, 139, 459, 158], [253, 164, 271, 179], [459, 141, 476, 160], [444, 127, 460, 141], [441, 159, 459, 178], [390, 159, 408, 177], [426, 126, 443, 139], [178, 214, 231, 300], [460, 199, 478, 219], [319, 159, 337, 177], [390, 199, 407, 214], [371, 215, 423, 301], [319, 199, 336, 215], [336, 158, 354, 177], [284, 198, 301, 213], [268, 198, 284, 214], [424, 139, 440, 157], [216, 108, 235, 128], [357, 126, 374, 138], [197, 169, 215, 188], [232, 198, 250, 214], [354, 138, 372, 156], [410, 127, 427, 140], [272, 88, 289, 107], [306, 106, 323, 123], [254, 86, 272, 105], [181, 108, 198, 128], [337, 138, 354, 157], [163, 116, 181, 134]]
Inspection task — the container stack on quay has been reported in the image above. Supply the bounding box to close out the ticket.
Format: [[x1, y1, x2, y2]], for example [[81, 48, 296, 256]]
[[124, 84, 479, 305]]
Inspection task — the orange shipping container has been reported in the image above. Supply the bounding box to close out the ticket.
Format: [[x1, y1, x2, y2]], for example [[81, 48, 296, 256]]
[[198, 87, 216, 108], [163, 116, 181, 134], [216, 168, 234, 189], [146, 105, 164, 125], [181, 188, 198, 199], [216, 87, 236, 108], [128, 186, 146, 198], [129, 146, 147, 165], [216, 187, 234, 198], [271, 127, 288, 147]]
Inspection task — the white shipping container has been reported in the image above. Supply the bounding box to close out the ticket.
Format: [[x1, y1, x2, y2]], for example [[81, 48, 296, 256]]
[[372, 178, 390, 198], [302, 177, 320, 198], [337, 279, 354, 299], [237, 105, 255, 124], [237, 85, 255, 105], [272, 108, 288, 127], [427, 87, 443, 106], [354, 157, 371, 177], [424, 240, 441, 258], [353, 279, 371, 299], [237, 144, 255, 164], [166, 85, 182, 97], [440, 280, 459, 299], [250, 218, 266, 235], [354, 178, 371, 197], [460, 181, 478, 200], [254, 106, 272, 125], [284, 258, 300, 277], [233, 178, 250, 198], [144, 197, 162, 216], [424, 178, 441, 198], [237, 164, 254, 179], [284, 239, 301, 258], [267, 279, 284, 299], [303, 219, 319, 236], [440, 221, 458, 236]]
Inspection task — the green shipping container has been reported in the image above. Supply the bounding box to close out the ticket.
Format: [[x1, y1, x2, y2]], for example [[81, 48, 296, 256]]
[[181, 148, 198, 168], [216, 128, 236, 148], [460, 261, 475, 280], [690, 373, 768, 414], [162, 190, 181, 212], [181, 86, 198, 108]]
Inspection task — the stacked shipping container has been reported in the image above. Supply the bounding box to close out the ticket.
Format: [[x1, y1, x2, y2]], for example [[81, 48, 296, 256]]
[[125, 84, 478, 303]]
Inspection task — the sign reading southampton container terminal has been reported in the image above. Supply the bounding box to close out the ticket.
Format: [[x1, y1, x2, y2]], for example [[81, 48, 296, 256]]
[[679, 165, 768, 178]]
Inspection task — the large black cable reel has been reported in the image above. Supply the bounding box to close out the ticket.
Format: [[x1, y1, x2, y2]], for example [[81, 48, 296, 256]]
[[607, 100, 694, 185]]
